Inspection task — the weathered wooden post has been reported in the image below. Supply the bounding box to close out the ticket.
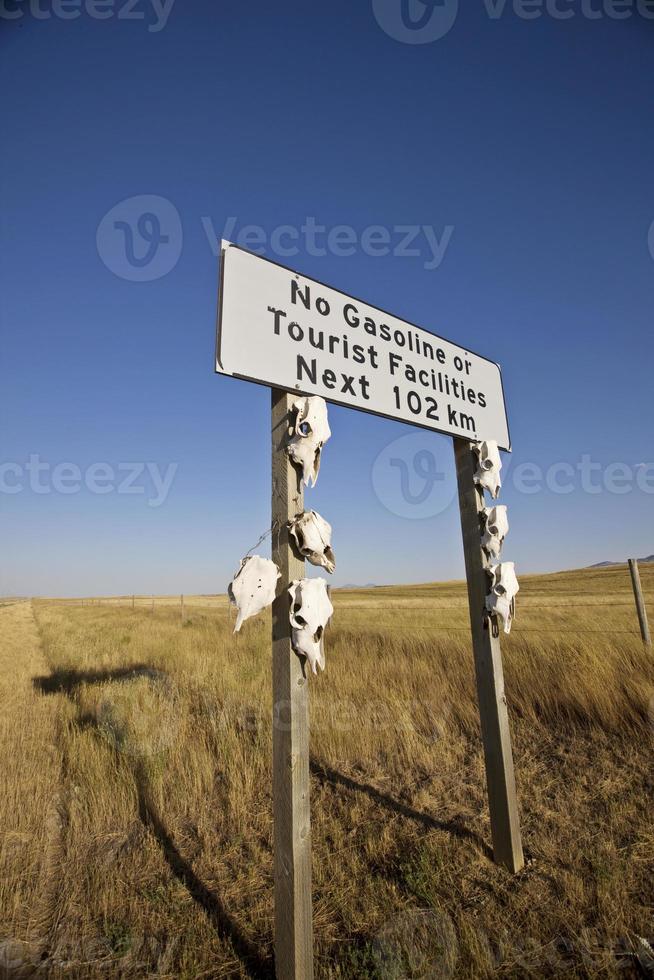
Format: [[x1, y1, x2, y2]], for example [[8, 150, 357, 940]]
[[454, 438, 524, 874], [628, 559, 651, 648], [271, 388, 313, 980]]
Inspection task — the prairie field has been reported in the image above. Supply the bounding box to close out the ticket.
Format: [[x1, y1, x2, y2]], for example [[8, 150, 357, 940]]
[[1, 564, 653, 979]]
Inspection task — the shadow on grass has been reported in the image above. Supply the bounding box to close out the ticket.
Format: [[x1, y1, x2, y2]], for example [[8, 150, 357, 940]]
[[311, 760, 492, 860], [33, 664, 161, 696], [35, 665, 272, 980], [134, 763, 272, 979]]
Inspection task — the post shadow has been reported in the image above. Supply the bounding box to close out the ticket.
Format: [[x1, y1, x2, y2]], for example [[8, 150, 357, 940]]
[[310, 760, 492, 860], [34, 664, 272, 979], [134, 764, 272, 979], [33, 664, 162, 696]]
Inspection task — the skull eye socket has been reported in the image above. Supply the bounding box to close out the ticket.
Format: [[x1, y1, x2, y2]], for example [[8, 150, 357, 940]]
[[299, 421, 312, 436], [481, 459, 493, 471], [495, 584, 506, 595], [488, 525, 499, 535], [313, 626, 323, 643], [292, 601, 306, 627]]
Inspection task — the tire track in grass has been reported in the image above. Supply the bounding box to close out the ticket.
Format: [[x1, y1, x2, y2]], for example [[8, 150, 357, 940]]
[[0, 601, 72, 972]]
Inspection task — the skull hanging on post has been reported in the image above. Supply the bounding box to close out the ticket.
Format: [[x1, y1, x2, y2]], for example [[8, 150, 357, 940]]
[[472, 440, 502, 499], [286, 395, 331, 487], [481, 505, 509, 559], [288, 510, 335, 573], [228, 555, 280, 633], [485, 562, 519, 634], [288, 578, 334, 675]]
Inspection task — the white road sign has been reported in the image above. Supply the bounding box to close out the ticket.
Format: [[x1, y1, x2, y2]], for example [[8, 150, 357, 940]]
[[216, 242, 511, 449]]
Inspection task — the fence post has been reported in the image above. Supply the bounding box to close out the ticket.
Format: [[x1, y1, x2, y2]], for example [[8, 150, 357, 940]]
[[628, 559, 651, 647], [454, 437, 524, 873], [271, 388, 313, 980]]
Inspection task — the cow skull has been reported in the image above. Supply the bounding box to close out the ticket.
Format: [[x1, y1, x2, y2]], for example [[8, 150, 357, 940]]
[[287, 396, 331, 487], [288, 510, 335, 573], [472, 440, 502, 499], [288, 578, 334, 674], [485, 562, 519, 634], [228, 555, 280, 633], [482, 505, 509, 559]]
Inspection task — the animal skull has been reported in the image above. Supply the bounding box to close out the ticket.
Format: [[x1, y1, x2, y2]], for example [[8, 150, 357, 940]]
[[481, 505, 509, 559], [288, 578, 334, 675], [288, 510, 335, 573], [287, 396, 331, 487], [228, 555, 280, 633], [485, 562, 519, 634], [472, 440, 502, 499]]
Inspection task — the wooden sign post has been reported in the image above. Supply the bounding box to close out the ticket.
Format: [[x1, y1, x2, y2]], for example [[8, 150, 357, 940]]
[[454, 438, 524, 873], [271, 389, 313, 980], [628, 559, 651, 648], [216, 243, 526, 977]]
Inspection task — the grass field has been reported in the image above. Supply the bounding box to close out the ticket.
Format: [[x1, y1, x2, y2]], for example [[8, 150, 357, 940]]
[[1, 565, 653, 978]]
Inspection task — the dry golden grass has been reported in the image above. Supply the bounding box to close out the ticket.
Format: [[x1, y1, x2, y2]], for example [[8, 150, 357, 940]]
[[1, 564, 653, 978]]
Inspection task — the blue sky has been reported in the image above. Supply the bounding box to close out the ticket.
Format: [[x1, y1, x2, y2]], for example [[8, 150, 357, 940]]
[[1, 0, 653, 596]]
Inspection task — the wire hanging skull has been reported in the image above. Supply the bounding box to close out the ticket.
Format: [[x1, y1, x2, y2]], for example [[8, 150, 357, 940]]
[[228, 555, 280, 632], [288, 578, 334, 675], [286, 396, 331, 488], [485, 562, 519, 634], [288, 510, 335, 574], [472, 440, 502, 499]]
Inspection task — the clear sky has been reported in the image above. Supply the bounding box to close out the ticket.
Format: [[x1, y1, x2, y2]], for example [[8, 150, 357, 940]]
[[1, 0, 653, 596]]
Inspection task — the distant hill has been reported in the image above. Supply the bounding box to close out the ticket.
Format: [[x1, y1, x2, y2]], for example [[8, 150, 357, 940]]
[[339, 583, 378, 590], [590, 555, 654, 568]]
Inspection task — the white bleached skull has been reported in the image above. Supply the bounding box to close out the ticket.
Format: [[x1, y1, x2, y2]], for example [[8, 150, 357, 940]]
[[288, 510, 335, 574], [228, 555, 280, 633], [485, 562, 519, 634], [288, 578, 334, 675], [481, 505, 509, 559], [287, 396, 331, 488], [472, 440, 502, 499]]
